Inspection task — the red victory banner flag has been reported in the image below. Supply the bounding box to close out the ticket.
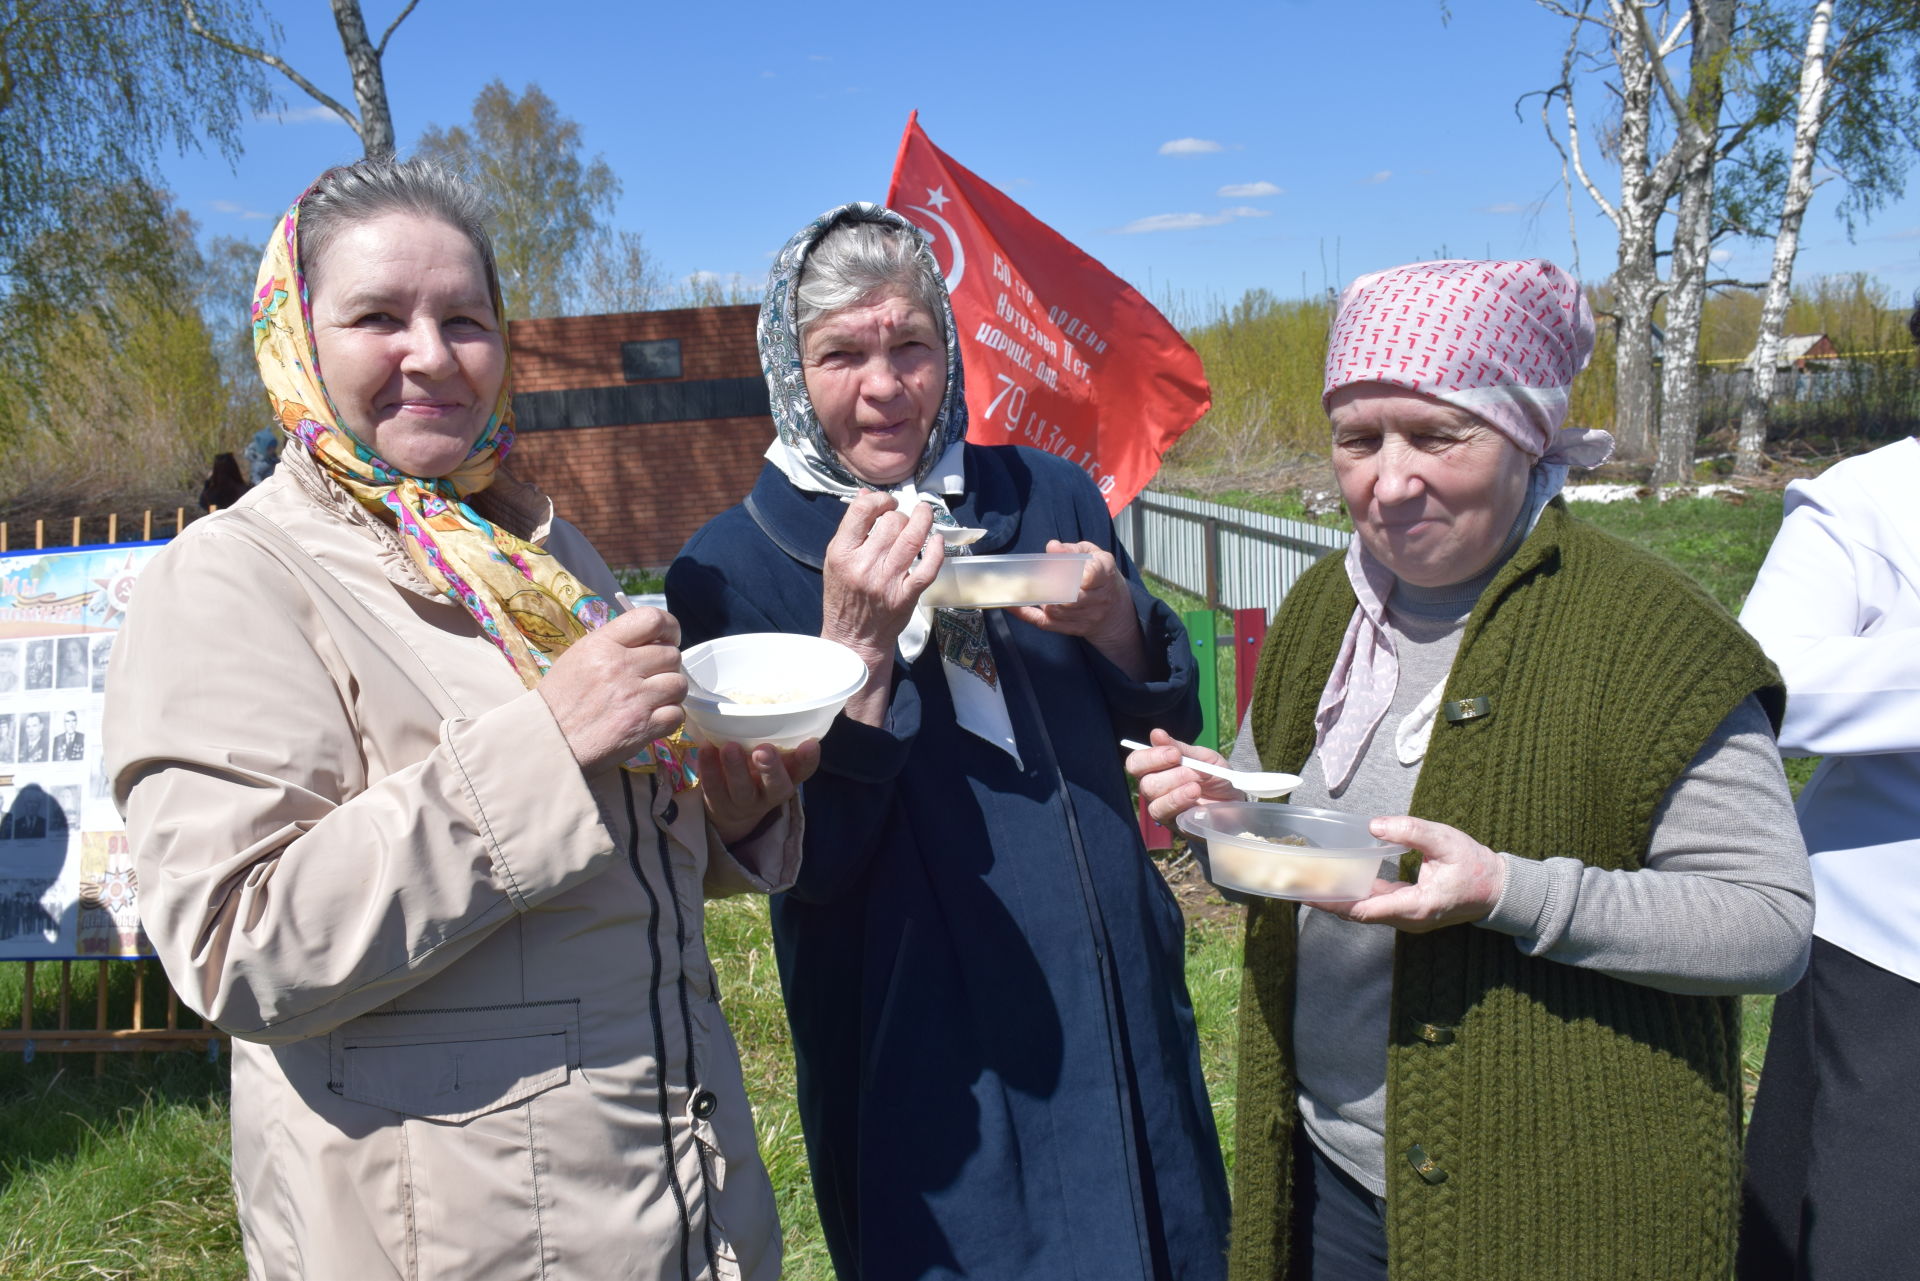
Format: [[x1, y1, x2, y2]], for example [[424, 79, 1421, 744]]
[[886, 112, 1209, 514]]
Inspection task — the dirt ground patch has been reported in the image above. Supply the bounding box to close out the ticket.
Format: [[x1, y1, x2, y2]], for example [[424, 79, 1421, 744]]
[[1157, 851, 1241, 930]]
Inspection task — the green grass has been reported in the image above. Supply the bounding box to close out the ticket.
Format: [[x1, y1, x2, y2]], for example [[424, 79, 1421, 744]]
[[0, 486, 1799, 1271], [0, 961, 236, 1280], [1572, 491, 1785, 616]]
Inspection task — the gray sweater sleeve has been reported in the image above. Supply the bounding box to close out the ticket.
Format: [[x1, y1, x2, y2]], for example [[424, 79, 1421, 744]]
[[1479, 694, 1813, 995]]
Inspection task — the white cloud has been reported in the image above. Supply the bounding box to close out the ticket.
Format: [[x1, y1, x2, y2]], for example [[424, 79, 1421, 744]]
[[1217, 181, 1283, 198], [1359, 170, 1393, 185], [211, 199, 271, 220], [258, 104, 342, 125], [1710, 247, 1734, 265], [1880, 225, 1920, 241], [1111, 206, 1272, 234], [1159, 137, 1225, 156]]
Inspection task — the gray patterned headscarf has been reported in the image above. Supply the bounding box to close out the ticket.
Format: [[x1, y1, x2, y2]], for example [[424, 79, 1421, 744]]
[[758, 202, 969, 495], [757, 203, 1011, 740]]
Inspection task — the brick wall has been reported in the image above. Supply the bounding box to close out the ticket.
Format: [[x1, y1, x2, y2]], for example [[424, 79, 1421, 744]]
[[504, 304, 772, 569]]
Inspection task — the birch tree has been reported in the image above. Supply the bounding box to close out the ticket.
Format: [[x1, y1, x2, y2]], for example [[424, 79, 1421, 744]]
[[0, 0, 271, 275], [1653, 0, 1735, 486], [415, 81, 619, 320], [182, 0, 420, 158], [1733, 0, 1920, 472], [1534, 1, 1698, 462]]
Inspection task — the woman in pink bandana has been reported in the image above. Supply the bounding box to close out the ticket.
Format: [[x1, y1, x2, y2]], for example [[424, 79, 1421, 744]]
[[1130, 260, 1813, 1280]]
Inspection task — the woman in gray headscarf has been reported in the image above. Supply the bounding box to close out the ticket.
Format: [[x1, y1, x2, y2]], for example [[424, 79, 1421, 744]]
[[668, 204, 1230, 1281]]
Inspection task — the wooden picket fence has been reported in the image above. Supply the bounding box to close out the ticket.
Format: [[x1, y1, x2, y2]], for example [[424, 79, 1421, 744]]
[[1, 506, 222, 1069]]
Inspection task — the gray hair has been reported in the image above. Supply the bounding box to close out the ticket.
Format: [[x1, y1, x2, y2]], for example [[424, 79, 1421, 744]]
[[795, 218, 947, 344], [297, 155, 499, 302]]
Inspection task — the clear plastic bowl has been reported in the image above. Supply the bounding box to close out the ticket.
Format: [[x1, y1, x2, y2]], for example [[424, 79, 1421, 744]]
[[680, 634, 867, 751], [919, 552, 1091, 609], [1175, 802, 1406, 903]]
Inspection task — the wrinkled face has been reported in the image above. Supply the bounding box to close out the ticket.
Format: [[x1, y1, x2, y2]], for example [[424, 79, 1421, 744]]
[[1329, 383, 1534, 588], [308, 212, 506, 479], [800, 287, 945, 487]]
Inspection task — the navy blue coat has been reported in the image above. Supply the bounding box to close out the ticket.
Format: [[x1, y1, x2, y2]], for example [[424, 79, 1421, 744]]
[[668, 445, 1230, 1281]]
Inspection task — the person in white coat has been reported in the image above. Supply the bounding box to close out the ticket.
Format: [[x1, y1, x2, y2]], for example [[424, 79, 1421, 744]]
[[1737, 305, 1920, 1281]]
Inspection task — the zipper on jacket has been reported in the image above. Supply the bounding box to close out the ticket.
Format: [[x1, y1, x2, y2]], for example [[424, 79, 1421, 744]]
[[624, 770, 695, 1281], [650, 787, 723, 1278], [985, 609, 1157, 1279]]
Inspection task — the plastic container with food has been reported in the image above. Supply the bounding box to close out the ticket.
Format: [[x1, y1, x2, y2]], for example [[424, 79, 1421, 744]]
[[1175, 802, 1406, 903], [919, 551, 1092, 610], [680, 633, 867, 750]]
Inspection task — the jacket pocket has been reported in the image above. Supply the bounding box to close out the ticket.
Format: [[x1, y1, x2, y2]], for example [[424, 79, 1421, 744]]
[[328, 999, 581, 1123]]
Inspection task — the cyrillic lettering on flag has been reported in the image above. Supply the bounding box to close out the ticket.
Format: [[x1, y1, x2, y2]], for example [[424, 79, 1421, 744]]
[[886, 112, 1209, 514]]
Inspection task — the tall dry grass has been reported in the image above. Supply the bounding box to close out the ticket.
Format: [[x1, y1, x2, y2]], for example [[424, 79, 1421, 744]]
[[1162, 290, 1334, 490], [0, 300, 251, 522], [1163, 272, 1912, 488]]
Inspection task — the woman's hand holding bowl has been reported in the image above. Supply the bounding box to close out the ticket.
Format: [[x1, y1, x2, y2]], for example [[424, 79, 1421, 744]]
[[540, 606, 688, 773], [1127, 729, 1246, 825], [1306, 815, 1506, 931], [698, 739, 822, 845], [1010, 540, 1148, 680], [821, 490, 942, 726]]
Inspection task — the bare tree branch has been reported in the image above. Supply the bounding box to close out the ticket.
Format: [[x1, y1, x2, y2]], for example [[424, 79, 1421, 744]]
[[180, 0, 363, 141], [374, 0, 420, 58]]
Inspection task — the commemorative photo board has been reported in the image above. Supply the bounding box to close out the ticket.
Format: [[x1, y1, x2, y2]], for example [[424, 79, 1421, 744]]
[[0, 542, 163, 960]]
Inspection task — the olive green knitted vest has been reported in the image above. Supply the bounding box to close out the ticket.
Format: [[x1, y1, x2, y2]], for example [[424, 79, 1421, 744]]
[[1231, 500, 1784, 1281]]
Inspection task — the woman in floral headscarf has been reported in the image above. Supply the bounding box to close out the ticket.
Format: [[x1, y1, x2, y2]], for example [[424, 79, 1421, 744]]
[[1129, 260, 1813, 1281], [104, 156, 811, 1281], [667, 204, 1231, 1280]]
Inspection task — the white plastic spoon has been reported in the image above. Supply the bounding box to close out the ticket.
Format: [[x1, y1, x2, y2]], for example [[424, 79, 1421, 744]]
[[1119, 738, 1302, 800]]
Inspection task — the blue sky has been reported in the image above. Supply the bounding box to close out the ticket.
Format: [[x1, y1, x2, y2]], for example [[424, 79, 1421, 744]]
[[154, 0, 1920, 322]]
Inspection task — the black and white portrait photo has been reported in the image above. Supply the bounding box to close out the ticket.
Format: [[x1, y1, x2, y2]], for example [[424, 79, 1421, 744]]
[[18, 711, 48, 763], [51, 710, 84, 762], [0, 642, 19, 694], [0, 714, 13, 765], [24, 640, 52, 691], [56, 636, 88, 690], [91, 634, 114, 694]]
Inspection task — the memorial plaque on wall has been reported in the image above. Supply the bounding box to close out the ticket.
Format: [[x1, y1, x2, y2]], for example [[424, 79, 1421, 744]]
[[621, 339, 683, 382], [0, 542, 164, 960]]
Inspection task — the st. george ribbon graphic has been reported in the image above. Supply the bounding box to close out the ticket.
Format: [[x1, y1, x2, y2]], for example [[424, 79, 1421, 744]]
[[887, 112, 1210, 514]]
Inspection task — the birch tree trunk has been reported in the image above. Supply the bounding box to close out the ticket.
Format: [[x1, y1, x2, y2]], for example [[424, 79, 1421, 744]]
[[1538, 2, 1716, 466], [1655, 0, 1736, 487], [1735, 0, 1834, 474], [330, 0, 395, 158], [1611, 11, 1663, 462], [182, 0, 417, 158]]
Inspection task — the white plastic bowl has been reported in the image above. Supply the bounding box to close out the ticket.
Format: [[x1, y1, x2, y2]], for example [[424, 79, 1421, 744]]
[[680, 633, 867, 751], [919, 552, 1091, 609], [1175, 802, 1406, 903]]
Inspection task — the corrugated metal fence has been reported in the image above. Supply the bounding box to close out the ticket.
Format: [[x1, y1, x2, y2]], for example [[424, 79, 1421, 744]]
[[1117, 489, 1350, 615]]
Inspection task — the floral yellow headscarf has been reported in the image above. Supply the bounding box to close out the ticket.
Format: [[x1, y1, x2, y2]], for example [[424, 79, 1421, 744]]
[[250, 193, 694, 789]]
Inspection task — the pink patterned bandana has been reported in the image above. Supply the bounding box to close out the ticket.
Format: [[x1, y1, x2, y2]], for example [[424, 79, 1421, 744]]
[[1324, 258, 1612, 467], [1313, 259, 1611, 793]]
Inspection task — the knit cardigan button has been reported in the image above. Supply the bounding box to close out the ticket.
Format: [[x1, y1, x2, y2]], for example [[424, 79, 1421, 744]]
[[1415, 1022, 1456, 1045], [1405, 1144, 1448, 1185]]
